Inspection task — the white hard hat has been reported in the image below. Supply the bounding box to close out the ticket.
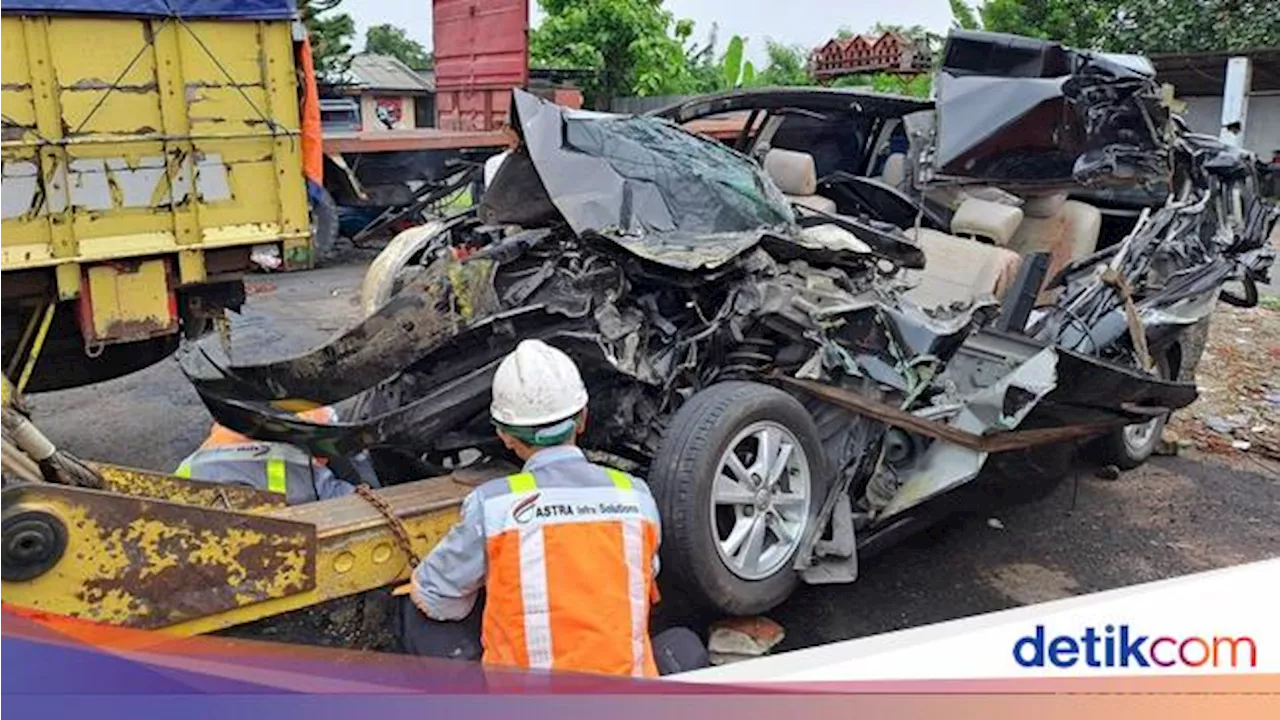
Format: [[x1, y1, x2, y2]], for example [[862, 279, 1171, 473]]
[[490, 339, 589, 427]]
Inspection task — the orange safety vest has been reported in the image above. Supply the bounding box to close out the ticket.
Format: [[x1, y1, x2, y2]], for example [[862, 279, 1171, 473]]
[[411, 447, 662, 676]]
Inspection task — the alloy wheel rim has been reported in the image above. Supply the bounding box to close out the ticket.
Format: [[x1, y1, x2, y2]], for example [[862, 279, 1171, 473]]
[[710, 421, 811, 580]]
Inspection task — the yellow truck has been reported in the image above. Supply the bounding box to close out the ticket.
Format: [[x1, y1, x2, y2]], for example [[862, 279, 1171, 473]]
[[1, 1, 314, 393]]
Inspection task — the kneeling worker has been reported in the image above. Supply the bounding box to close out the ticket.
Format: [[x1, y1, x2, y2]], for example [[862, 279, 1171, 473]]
[[175, 406, 357, 505], [405, 339, 703, 676]]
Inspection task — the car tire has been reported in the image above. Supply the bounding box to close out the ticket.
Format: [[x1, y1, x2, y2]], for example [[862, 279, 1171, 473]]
[[1095, 352, 1172, 470], [650, 381, 829, 616]]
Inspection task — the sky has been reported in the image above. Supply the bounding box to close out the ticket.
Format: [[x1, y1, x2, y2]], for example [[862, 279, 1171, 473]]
[[343, 0, 959, 65]]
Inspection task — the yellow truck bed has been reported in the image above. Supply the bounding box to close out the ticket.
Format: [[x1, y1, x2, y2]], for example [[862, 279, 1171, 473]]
[[1, 12, 311, 289]]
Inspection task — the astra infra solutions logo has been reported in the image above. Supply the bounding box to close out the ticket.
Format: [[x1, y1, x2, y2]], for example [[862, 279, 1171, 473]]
[[1013, 625, 1259, 669]]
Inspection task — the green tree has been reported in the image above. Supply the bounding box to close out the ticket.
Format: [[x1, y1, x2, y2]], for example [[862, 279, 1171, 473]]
[[529, 0, 697, 106], [301, 0, 355, 81], [948, 0, 982, 30], [364, 24, 433, 70], [957, 0, 1280, 54], [755, 42, 812, 86], [1100, 0, 1280, 53], [977, 0, 1112, 49], [718, 35, 757, 88]]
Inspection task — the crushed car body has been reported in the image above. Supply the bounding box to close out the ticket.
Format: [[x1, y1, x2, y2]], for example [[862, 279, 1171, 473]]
[[181, 30, 1276, 615]]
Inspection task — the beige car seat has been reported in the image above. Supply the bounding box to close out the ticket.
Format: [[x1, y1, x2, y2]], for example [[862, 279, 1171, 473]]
[[950, 197, 1024, 246], [1006, 193, 1102, 303], [899, 196, 1025, 308], [764, 148, 837, 214]]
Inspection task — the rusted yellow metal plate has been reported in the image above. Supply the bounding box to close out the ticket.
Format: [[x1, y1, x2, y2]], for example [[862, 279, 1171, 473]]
[[84, 259, 176, 342], [91, 463, 285, 513], [1, 484, 315, 629], [164, 476, 476, 636], [0, 468, 492, 636]]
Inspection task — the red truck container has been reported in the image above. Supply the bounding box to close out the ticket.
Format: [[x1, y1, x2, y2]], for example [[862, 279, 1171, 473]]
[[433, 0, 529, 131]]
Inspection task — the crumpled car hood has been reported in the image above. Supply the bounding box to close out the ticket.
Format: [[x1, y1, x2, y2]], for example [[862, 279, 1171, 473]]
[[496, 89, 798, 270]]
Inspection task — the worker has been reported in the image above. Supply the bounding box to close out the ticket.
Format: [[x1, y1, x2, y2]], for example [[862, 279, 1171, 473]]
[[402, 339, 706, 676], [175, 406, 359, 505]]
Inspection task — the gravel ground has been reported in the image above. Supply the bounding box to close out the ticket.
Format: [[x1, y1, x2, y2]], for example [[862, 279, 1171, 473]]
[[25, 260, 1280, 652]]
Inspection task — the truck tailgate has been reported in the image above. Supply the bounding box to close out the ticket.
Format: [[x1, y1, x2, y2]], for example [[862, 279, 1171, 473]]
[[0, 12, 310, 276]]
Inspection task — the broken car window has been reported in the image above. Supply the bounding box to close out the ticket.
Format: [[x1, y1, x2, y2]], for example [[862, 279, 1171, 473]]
[[561, 115, 795, 236]]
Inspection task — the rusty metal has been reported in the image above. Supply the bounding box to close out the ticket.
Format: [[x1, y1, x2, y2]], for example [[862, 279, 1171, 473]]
[[433, 0, 529, 131], [91, 463, 285, 512], [354, 484, 421, 568], [1101, 267, 1155, 371], [0, 483, 316, 629], [775, 374, 1126, 452], [0, 466, 481, 636], [322, 128, 511, 154]]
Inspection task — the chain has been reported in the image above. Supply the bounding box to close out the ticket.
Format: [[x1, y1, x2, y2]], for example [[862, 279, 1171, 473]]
[[353, 484, 422, 568]]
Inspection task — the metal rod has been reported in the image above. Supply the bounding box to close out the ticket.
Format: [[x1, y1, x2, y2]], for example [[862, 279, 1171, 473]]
[[2, 435, 44, 483], [1, 129, 300, 149], [773, 373, 1126, 452], [16, 302, 57, 395], [6, 299, 49, 379]]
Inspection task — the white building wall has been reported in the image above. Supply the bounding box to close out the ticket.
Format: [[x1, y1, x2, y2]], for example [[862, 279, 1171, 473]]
[[1179, 93, 1280, 157]]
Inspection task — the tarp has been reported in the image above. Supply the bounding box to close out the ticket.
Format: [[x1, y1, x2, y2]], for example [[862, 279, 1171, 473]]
[[1, 0, 296, 20]]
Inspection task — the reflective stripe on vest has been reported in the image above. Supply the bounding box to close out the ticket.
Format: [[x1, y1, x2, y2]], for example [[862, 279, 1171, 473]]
[[500, 465, 650, 674], [604, 467, 633, 491], [175, 447, 293, 496], [507, 468, 633, 493], [508, 471, 536, 494], [265, 457, 287, 494]]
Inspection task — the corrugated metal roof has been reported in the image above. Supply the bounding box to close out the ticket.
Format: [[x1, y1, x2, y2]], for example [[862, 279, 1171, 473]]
[[349, 54, 434, 93], [1152, 49, 1280, 95]]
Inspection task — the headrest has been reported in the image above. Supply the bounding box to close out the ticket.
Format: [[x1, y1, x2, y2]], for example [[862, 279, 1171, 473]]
[[881, 153, 907, 187], [764, 148, 818, 196], [951, 197, 1025, 246], [1020, 192, 1069, 218]]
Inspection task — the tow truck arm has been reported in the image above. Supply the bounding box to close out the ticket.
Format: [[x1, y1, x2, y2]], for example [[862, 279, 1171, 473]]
[[0, 463, 497, 635]]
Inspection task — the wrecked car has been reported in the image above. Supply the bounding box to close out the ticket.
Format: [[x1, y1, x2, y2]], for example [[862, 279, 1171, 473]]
[[181, 30, 1276, 617]]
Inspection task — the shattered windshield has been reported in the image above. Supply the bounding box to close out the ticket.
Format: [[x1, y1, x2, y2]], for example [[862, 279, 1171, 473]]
[[562, 115, 795, 235], [506, 90, 796, 269]]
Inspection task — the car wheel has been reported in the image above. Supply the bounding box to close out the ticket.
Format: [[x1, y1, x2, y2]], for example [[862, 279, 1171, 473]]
[[650, 381, 829, 616], [1095, 352, 1172, 470]]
